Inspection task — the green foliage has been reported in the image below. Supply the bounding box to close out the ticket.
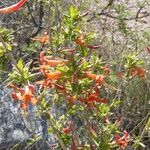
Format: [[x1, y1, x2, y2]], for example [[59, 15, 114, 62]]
[[63, 6, 80, 43], [0, 28, 14, 43], [124, 52, 144, 69], [8, 59, 35, 85], [115, 4, 129, 35]]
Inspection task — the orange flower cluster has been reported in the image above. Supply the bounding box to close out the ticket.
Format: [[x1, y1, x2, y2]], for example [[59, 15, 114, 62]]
[[76, 33, 86, 46], [37, 51, 109, 107], [114, 130, 129, 149], [130, 67, 145, 79], [118, 66, 145, 79], [39, 51, 66, 82], [117, 71, 124, 79], [0, 0, 27, 14], [62, 121, 73, 134], [40, 51, 67, 66], [79, 87, 108, 108], [75, 33, 101, 49], [84, 72, 105, 86], [31, 32, 49, 44], [11, 84, 38, 110], [35, 51, 68, 92]]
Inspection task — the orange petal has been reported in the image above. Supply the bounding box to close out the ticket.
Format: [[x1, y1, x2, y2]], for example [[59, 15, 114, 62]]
[[20, 103, 28, 110], [28, 84, 34, 94], [84, 72, 104, 85], [16, 92, 24, 100], [87, 102, 95, 108], [70, 96, 76, 104], [12, 92, 19, 100], [88, 95, 97, 101], [53, 83, 65, 91], [78, 97, 89, 103], [40, 51, 45, 64], [0, 0, 27, 14], [118, 71, 124, 78], [44, 71, 63, 80], [104, 65, 110, 75], [98, 98, 108, 103], [20, 100, 28, 110], [87, 45, 101, 49], [32, 35, 49, 44], [24, 85, 33, 96], [30, 97, 38, 105], [84, 72, 97, 80], [43, 56, 66, 66]]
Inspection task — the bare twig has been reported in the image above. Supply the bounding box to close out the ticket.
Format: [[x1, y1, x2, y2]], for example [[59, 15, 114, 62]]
[[25, 0, 44, 44], [87, 10, 150, 22], [47, 0, 53, 56]]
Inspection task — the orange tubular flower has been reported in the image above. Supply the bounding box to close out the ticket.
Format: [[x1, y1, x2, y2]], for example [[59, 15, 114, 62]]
[[12, 92, 19, 100], [87, 45, 101, 49], [32, 32, 49, 44], [62, 121, 73, 134], [130, 69, 138, 78], [114, 130, 129, 149], [62, 127, 71, 134], [118, 71, 124, 79], [79, 95, 107, 104], [130, 67, 145, 79], [136, 67, 145, 79], [44, 71, 63, 80], [84, 72, 104, 85], [79, 88, 108, 105], [40, 51, 45, 64], [104, 65, 110, 76], [76, 33, 86, 46], [53, 83, 65, 91], [0, 0, 27, 14], [43, 57, 67, 67], [11, 84, 38, 110], [68, 95, 76, 105], [40, 51, 67, 66]]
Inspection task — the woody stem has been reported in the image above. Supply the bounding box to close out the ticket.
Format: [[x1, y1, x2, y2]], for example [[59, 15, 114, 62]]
[[46, 113, 67, 150]]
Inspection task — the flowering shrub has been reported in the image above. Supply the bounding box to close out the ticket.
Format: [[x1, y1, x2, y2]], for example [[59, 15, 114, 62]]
[[0, 1, 149, 150]]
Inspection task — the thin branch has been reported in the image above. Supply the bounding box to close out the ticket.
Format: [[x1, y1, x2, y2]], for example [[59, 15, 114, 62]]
[[45, 113, 67, 150], [25, 0, 44, 44], [26, 1, 43, 28], [47, 0, 53, 56], [87, 10, 150, 22]]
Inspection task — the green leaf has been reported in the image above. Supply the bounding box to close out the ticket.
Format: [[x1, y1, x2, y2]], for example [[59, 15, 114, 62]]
[[69, 6, 75, 19], [18, 58, 23, 71], [69, 6, 79, 19], [48, 127, 53, 133], [23, 69, 29, 79], [0, 43, 5, 57]]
